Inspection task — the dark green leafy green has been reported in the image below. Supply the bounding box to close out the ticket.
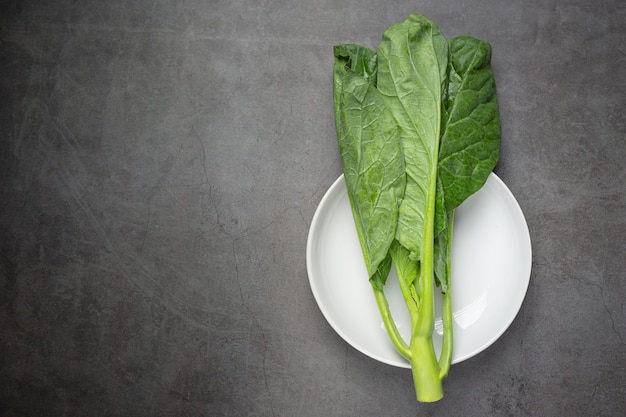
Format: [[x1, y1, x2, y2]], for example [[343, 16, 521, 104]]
[[376, 13, 448, 260], [332, 13, 501, 403], [333, 46, 405, 280], [434, 36, 501, 294], [334, 44, 378, 85], [439, 36, 501, 211]]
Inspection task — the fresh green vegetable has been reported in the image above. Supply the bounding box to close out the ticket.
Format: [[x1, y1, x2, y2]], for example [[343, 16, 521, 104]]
[[333, 14, 500, 402]]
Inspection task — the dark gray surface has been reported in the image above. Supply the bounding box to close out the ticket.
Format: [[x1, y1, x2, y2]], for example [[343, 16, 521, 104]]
[[1, 1, 625, 416]]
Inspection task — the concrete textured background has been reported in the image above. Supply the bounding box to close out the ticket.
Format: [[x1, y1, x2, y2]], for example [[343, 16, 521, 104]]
[[1, 0, 625, 416]]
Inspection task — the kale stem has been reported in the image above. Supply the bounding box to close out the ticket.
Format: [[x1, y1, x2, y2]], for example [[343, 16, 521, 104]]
[[439, 289, 453, 378], [409, 335, 444, 402], [393, 253, 420, 323], [372, 287, 411, 359], [438, 211, 455, 378], [409, 107, 444, 401], [415, 175, 438, 338]]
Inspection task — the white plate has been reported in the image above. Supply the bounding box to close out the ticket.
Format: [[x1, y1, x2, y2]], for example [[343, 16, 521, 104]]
[[306, 173, 531, 368]]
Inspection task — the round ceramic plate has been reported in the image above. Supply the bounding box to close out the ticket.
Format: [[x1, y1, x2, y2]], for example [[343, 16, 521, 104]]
[[306, 173, 532, 368]]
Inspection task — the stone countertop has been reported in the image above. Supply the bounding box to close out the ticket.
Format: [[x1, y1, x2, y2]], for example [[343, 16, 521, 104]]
[[1, 1, 624, 416]]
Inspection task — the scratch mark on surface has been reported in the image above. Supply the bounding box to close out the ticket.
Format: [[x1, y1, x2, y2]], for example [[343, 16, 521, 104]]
[[230, 239, 245, 309], [191, 125, 211, 187], [107, 347, 136, 383], [138, 202, 152, 254], [229, 236, 277, 416], [259, 324, 277, 417], [568, 272, 625, 346], [167, 389, 208, 417], [51, 119, 85, 171]]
